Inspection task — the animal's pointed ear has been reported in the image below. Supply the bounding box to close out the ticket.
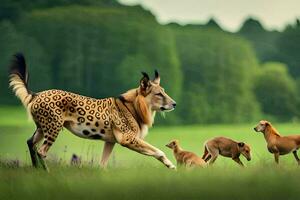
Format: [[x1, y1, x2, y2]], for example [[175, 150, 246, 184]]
[[153, 69, 160, 85], [140, 72, 150, 91], [238, 142, 245, 147]]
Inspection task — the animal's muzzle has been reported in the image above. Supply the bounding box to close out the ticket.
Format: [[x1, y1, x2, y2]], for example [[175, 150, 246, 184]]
[[160, 102, 176, 111]]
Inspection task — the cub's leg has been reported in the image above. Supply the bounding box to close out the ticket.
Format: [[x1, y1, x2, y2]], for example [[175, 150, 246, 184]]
[[202, 145, 210, 161], [205, 154, 212, 162], [202, 145, 212, 162], [206, 146, 218, 165], [27, 128, 43, 167], [209, 154, 218, 165], [232, 157, 244, 166], [186, 159, 201, 168], [100, 142, 115, 168], [292, 151, 300, 165], [274, 152, 280, 164]]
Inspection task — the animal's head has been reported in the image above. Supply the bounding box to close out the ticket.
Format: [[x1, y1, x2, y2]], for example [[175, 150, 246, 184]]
[[166, 139, 179, 149], [120, 70, 176, 126], [138, 70, 176, 112], [238, 142, 251, 161], [254, 120, 270, 133]]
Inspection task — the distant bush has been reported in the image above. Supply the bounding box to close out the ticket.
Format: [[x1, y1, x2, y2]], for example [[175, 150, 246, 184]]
[[254, 62, 298, 121]]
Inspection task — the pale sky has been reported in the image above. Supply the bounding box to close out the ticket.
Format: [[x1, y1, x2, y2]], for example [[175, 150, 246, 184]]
[[119, 0, 300, 32]]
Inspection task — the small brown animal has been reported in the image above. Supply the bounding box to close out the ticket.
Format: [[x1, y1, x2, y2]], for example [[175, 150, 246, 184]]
[[166, 140, 206, 168], [202, 137, 251, 166], [254, 120, 300, 165]]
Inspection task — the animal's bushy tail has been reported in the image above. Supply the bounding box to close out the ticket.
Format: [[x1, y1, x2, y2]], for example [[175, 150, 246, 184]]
[[9, 53, 34, 110]]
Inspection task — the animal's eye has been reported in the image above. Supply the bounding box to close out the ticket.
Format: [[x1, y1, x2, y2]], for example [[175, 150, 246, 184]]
[[155, 93, 163, 97]]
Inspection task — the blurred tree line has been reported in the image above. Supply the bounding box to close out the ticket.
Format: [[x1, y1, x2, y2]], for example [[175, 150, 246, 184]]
[[0, 0, 299, 124]]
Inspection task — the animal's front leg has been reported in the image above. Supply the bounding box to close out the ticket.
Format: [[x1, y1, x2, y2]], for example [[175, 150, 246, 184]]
[[232, 157, 244, 167], [274, 152, 279, 164], [115, 130, 175, 169], [129, 138, 175, 169], [100, 142, 115, 168]]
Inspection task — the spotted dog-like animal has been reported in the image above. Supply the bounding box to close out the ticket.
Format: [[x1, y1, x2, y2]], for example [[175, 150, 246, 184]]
[[9, 53, 177, 170]]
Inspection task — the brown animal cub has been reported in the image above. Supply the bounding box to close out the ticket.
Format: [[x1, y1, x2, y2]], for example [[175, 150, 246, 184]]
[[166, 140, 206, 168], [202, 137, 251, 166], [254, 120, 300, 165]]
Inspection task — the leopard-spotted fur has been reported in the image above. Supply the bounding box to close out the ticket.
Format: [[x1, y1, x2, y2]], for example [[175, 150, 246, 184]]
[[31, 90, 114, 153], [9, 53, 177, 169]]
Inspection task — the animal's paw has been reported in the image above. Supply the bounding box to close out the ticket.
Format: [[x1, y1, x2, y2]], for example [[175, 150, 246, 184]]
[[168, 164, 177, 170]]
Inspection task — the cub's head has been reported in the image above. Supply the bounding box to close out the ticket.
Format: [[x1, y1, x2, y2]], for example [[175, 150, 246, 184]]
[[138, 70, 176, 112], [254, 120, 270, 133], [238, 142, 251, 161], [166, 140, 179, 149]]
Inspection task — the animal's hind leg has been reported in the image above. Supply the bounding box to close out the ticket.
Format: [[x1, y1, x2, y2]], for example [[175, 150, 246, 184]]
[[36, 122, 63, 171], [205, 154, 212, 162], [38, 124, 63, 158], [27, 128, 43, 167], [202, 145, 209, 160], [202, 145, 212, 162], [209, 155, 218, 165], [293, 151, 300, 165], [207, 148, 219, 165], [100, 142, 115, 168]]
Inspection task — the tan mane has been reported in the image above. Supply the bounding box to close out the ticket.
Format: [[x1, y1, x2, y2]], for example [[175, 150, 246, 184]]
[[120, 89, 153, 127], [265, 123, 281, 137]]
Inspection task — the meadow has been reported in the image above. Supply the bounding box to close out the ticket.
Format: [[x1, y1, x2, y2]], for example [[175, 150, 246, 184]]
[[1, 106, 300, 200]]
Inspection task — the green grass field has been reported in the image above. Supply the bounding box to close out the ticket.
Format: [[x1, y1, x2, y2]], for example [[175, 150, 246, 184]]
[[1, 106, 300, 200]]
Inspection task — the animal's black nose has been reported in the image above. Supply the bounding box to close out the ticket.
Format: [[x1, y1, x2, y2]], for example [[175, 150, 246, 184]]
[[253, 128, 256, 131], [172, 103, 177, 107]]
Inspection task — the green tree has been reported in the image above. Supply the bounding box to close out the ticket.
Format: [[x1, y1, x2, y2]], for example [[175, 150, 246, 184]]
[[0, 0, 120, 21], [17, 5, 182, 124], [277, 19, 300, 78], [254, 62, 298, 120], [238, 18, 280, 62], [0, 20, 47, 104], [171, 26, 260, 124]]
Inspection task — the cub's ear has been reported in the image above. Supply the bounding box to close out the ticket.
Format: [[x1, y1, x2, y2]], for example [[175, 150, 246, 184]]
[[238, 142, 245, 147], [140, 72, 150, 91], [153, 69, 160, 85]]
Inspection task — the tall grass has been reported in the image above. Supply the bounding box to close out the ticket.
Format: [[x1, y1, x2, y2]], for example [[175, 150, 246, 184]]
[[1, 165, 300, 200], [1, 106, 300, 200]]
